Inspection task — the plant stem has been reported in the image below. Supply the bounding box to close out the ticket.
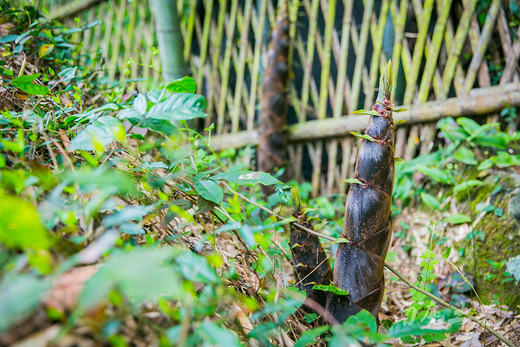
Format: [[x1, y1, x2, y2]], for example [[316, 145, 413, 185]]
[[384, 263, 515, 347]]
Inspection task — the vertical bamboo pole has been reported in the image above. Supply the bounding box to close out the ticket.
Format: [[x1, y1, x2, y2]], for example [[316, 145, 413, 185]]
[[196, 0, 213, 90], [216, 0, 239, 134], [247, 0, 267, 131], [231, 0, 253, 133], [150, 0, 186, 83], [417, 0, 452, 102], [403, 0, 433, 104], [350, 0, 373, 109], [464, 0, 500, 93], [206, 1, 228, 129], [299, 0, 320, 123], [108, 0, 126, 81], [365, 0, 389, 109], [183, 0, 197, 61], [441, 0, 477, 97]]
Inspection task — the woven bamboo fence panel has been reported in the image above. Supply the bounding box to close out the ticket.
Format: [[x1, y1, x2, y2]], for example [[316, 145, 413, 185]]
[[41, 0, 520, 196]]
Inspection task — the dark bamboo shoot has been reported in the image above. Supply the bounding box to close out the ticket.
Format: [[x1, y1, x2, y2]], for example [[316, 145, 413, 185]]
[[325, 63, 395, 323], [257, 2, 290, 194], [290, 186, 333, 311]]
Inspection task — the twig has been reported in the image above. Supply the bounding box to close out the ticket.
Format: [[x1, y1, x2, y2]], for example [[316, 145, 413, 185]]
[[384, 263, 515, 347], [224, 184, 336, 242]]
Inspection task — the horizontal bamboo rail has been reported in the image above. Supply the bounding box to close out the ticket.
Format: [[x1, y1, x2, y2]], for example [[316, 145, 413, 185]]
[[209, 83, 520, 151]]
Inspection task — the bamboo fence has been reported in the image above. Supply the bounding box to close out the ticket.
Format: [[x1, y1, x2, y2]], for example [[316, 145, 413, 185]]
[[41, 0, 520, 195]]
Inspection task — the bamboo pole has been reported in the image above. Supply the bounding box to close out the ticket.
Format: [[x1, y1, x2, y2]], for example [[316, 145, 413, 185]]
[[464, 0, 500, 93], [417, 0, 452, 103], [246, 0, 267, 131], [389, 0, 408, 102], [183, 0, 197, 61], [150, 0, 186, 83], [350, 0, 373, 109], [231, 0, 253, 133], [208, 83, 520, 150], [216, 0, 239, 134], [441, 0, 477, 97], [195, 0, 213, 91], [312, 0, 336, 195], [403, 0, 434, 104]]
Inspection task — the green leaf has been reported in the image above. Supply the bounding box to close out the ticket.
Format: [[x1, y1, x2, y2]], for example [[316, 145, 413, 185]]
[[350, 131, 375, 142], [197, 322, 242, 347], [294, 326, 329, 347], [388, 309, 462, 340], [394, 108, 408, 113], [456, 117, 480, 134], [443, 214, 471, 224], [215, 171, 280, 186], [78, 248, 183, 311], [133, 94, 147, 115], [0, 195, 52, 250], [418, 166, 455, 185], [420, 192, 441, 210], [119, 223, 146, 235], [165, 76, 197, 94], [312, 284, 349, 296], [148, 93, 206, 121], [453, 147, 477, 165], [352, 109, 379, 116], [10, 73, 49, 95], [69, 116, 126, 151], [104, 205, 152, 227], [453, 180, 484, 192], [0, 273, 52, 332], [194, 179, 223, 203]]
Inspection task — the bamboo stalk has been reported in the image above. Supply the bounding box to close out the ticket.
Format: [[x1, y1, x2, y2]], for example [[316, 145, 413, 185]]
[[500, 25, 520, 85], [216, 0, 239, 134], [333, 0, 353, 117], [389, 0, 408, 101], [350, 0, 373, 109], [207, 0, 228, 129], [246, 0, 268, 131], [464, 0, 500, 93], [183, 0, 197, 61], [417, 0, 452, 103], [299, 0, 320, 123], [403, 0, 434, 104], [208, 83, 520, 150], [441, 0, 477, 97], [365, 0, 389, 109], [195, 0, 213, 91]]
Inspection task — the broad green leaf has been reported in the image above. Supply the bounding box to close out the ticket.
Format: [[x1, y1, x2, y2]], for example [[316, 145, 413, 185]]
[[215, 171, 280, 186], [197, 322, 242, 347], [38, 44, 54, 58], [453, 179, 484, 192], [418, 166, 455, 185], [175, 251, 220, 283], [194, 179, 223, 203], [420, 192, 441, 210], [63, 167, 137, 196], [147, 93, 206, 121], [443, 214, 471, 224], [294, 326, 329, 347], [78, 248, 183, 311], [0, 195, 52, 250], [453, 147, 477, 165], [119, 223, 146, 235], [10, 73, 49, 96], [165, 76, 197, 93], [0, 273, 52, 332], [133, 94, 147, 115], [69, 116, 126, 151], [104, 205, 152, 227], [456, 117, 480, 134], [388, 309, 462, 339]]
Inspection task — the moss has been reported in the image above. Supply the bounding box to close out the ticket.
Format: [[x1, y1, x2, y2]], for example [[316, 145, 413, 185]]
[[456, 171, 520, 309]]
